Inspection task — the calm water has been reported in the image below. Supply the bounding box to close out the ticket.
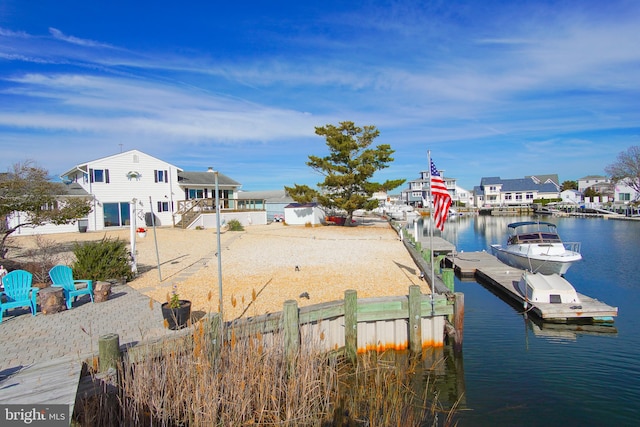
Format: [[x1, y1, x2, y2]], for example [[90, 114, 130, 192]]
[[431, 215, 640, 426]]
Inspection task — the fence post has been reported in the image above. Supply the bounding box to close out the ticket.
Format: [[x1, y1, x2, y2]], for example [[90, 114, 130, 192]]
[[408, 285, 422, 353], [283, 300, 299, 363], [344, 289, 358, 364], [207, 313, 222, 363], [99, 333, 121, 373]]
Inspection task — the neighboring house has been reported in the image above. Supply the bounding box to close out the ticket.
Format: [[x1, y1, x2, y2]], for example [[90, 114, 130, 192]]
[[51, 149, 251, 233], [400, 170, 470, 206], [446, 179, 474, 207], [400, 170, 429, 207], [577, 175, 609, 193], [473, 175, 560, 207], [9, 182, 91, 235], [283, 203, 325, 225], [560, 189, 582, 205], [237, 190, 294, 222], [612, 181, 639, 204]]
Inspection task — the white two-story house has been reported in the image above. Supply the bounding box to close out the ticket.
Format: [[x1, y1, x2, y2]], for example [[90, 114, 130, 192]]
[[58, 149, 245, 232]]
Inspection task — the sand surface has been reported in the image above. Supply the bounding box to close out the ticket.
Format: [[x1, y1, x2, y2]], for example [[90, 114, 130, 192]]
[[8, 218, 425, 320]]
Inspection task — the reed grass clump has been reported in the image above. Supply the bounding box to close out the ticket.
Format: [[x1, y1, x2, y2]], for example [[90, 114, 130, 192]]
[[74, 321, 457, 426]]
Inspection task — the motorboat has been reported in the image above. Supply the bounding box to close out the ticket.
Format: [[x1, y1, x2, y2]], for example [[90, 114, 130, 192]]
[[516, 271, 580, 305], [490, 221, 582, 275], [515, 271, 617, 323]]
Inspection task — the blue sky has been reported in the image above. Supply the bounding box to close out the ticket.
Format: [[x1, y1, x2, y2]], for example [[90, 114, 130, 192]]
[[1, 0, 639, 191]]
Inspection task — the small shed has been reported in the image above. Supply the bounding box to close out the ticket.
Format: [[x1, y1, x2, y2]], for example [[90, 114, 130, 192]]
[[284, 203, 325, 225]]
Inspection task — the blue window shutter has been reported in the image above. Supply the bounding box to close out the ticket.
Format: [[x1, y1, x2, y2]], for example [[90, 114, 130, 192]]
[[89, 168, 94, 183], [185, 188, 189, 199], [105, 169, 110, 183], [164, 170, 168, 183], [154, 170, 158, 183]]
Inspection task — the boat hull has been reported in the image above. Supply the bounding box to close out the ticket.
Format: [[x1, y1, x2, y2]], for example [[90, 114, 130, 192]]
[[490, 244, 581, 275]]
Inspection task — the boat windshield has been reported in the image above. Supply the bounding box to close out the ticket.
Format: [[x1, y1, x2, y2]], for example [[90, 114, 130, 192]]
[[507, 222, 563, 244]]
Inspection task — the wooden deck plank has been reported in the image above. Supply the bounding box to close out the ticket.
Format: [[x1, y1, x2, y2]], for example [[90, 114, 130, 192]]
[[0, 356, 81, 419]]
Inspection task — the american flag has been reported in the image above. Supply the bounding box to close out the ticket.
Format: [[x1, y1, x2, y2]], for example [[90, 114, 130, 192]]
[[430, 158, 452, 231]]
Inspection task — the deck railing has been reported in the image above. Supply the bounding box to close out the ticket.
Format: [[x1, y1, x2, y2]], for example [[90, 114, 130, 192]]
[[176, 198, 265, 228]]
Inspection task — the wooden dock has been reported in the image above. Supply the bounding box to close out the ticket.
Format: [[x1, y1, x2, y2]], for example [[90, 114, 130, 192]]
[[446, 251, 618, 323]]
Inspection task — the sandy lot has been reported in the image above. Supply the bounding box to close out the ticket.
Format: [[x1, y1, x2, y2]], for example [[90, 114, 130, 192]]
[[8, 218, 425, 320]]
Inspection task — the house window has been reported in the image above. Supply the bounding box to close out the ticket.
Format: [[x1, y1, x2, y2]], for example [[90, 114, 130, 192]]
[[516, 194, 523, 200], [103, 202, 130, 227], [526, 193, 534, 200], [41, 201, 60, 211], [505, 193, 512, 200], [90, 168, 110, 183], [188, 189, 204, 199], [157, 201, 172, 212], [155, 170, 169, 183], [619, 193, 631, 201]]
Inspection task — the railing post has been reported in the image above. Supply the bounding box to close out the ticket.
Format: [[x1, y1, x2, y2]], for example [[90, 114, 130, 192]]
[[344, 289, 357, 364], [408, 285, 422, 353]]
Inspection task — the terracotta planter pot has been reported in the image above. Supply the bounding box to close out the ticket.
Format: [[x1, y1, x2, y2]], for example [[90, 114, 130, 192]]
[[161, 300, 192, 330]]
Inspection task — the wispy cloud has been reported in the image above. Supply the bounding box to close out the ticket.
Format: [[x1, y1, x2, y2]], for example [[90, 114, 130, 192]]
[[48, 27, 112, 48]]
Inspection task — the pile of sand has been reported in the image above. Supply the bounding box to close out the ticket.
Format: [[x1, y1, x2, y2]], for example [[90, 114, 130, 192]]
[[9, 219, 425, 320]]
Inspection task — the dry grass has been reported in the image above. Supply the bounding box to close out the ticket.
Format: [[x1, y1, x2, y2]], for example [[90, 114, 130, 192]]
[[73, 322, 459, 426]]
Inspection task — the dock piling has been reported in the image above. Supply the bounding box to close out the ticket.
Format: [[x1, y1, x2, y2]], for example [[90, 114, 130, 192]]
[[408, 285, 422, 352]]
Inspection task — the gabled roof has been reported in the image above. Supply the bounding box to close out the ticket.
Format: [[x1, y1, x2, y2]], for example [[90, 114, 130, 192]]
[[59, 149, 182, 178], [480, 177, 503, 185], [527, 174, 559, 187], [53, 182, 90, 196], [177, 171, 240, 187], [578, 175, 608, 180]]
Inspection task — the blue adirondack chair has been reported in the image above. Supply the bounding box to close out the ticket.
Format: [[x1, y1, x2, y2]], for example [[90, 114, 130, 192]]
[[0, 270, 39, 322], [49, 265, 94, 309]]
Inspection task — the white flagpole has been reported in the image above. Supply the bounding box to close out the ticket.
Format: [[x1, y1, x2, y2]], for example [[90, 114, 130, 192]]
[[428, 150, 435, 316]]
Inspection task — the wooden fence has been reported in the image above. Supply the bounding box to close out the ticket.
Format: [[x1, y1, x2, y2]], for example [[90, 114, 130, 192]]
[[204, 285, 461, 361]]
